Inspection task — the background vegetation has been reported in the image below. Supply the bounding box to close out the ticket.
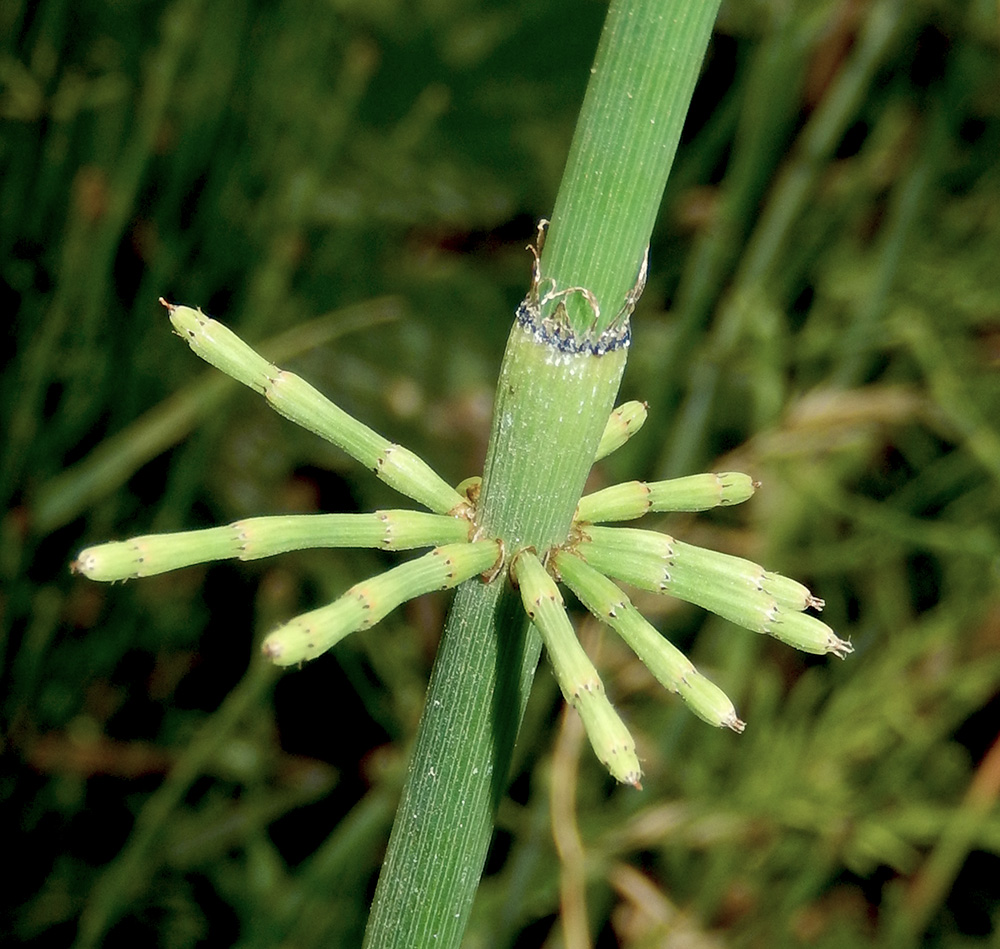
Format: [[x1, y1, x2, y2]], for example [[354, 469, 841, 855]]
[[3, 0, 999, 946]]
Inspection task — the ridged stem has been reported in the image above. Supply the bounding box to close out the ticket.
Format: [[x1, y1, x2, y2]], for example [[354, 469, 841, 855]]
[[540, 0, 723, 334], [364, 322, 627, 948], [364, 1, 722, 945]]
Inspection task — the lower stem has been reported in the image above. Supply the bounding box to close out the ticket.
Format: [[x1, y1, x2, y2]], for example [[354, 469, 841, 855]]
[[362, 578, 540, 947], [364, 312, 628, 948]]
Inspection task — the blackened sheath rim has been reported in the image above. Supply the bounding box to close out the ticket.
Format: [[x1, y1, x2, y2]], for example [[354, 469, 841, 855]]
[[515, 302, 631, 356]]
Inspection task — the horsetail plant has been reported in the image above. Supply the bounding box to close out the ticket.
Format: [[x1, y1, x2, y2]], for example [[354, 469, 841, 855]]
[[71, 1, 855, 945], [74, 291, 850, 766]]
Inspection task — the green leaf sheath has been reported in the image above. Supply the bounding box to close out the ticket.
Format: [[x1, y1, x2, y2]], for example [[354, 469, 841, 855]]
[[476, 323, 630, 547], [72, 511, 471, 581], [364, 321, 628, 947], [552, 549, 743, 731], [574, 526, 852, 657], [511, 550, 641, 786], [166, 302, 465, 515]]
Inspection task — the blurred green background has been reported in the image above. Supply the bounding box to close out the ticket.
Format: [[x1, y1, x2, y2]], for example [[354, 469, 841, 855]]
[[3, 0, 1000, 945]]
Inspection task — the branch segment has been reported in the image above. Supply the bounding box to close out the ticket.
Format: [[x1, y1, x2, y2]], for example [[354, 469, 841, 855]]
[[510, 549, 641, 787], [72, 511, 471, 581], [553, 550, 744, 732], [594, 400, 648, 462], [163, 300, 466, 515], [261, 539, 501, 667], [576, 472, 756, 523], [574, 525, 851, 658]]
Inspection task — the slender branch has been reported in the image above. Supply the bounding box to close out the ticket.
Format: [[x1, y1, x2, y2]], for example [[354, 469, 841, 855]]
[[72, 511, 471, 580]]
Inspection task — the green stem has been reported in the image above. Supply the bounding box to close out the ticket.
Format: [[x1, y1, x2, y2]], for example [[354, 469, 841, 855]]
[[364, 1, 721, 945], [364, 323, 627, 948], [540, 0, 723, 335]]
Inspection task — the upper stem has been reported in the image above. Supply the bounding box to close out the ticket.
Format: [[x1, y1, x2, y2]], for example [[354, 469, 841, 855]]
[[540, 0, 723, 335]]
